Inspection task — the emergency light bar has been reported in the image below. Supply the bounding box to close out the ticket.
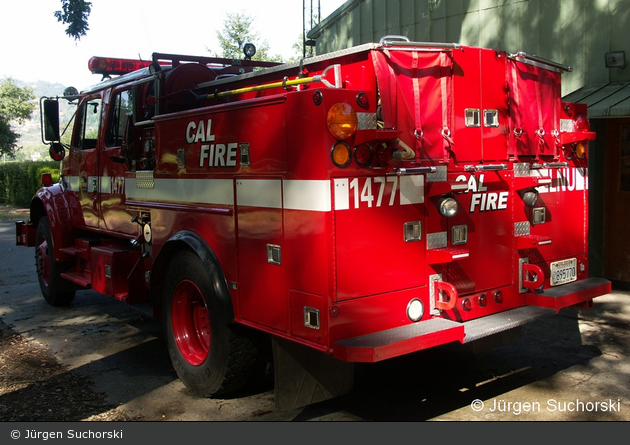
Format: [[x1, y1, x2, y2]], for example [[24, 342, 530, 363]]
[[88, 57, 153, 76]]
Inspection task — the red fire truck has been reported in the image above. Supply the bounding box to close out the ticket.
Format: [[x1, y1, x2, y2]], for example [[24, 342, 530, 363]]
[[16, 36, 611, 409]]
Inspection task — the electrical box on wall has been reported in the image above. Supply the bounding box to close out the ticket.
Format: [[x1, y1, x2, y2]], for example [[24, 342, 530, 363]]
[[605, 51, 627, 68]]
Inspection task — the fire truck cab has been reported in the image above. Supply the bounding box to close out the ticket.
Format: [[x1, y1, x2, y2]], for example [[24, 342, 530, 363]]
[[16, 37, 611, 409]]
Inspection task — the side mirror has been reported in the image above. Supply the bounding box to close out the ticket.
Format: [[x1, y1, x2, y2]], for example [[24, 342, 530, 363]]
[[42, 98, 60, 142]]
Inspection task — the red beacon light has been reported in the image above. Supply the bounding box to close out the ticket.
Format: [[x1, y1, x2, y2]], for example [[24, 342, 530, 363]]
[[88, 57, 153, 76]]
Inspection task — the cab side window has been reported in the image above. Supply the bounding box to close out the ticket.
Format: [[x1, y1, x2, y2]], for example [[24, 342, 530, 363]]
[[106, 90, 133, 147], [74, 97, 102, 150]]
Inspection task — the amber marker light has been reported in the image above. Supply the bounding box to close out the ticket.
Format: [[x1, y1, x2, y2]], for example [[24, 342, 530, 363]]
[[327, 103, 357, 140], [331, 141, 352, 168], [574, 142, 586, 159]]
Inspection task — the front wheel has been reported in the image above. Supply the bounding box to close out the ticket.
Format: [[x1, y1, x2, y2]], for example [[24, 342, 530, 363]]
[[163, 251, 258, 397], [35, 217, 75, 306]]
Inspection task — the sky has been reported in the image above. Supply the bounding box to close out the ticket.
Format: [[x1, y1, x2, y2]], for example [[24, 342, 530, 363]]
[[1, 0, 346, 90]]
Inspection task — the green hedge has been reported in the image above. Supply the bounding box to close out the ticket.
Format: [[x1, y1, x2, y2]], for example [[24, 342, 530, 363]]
[[0, 161, 61, 207]]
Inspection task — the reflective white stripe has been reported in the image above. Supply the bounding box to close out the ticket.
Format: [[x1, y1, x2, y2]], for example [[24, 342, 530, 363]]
[[126, 178, 234, 205], [100, 176, 112, 193], [65, 175, 81, 192], [536, 168, 587, 194], [236, 179, 282, 208], [67, 175, 422, 212], [333, 178, 350, 210], [284, 180, 331, 212], [400, 176, 424, 205]]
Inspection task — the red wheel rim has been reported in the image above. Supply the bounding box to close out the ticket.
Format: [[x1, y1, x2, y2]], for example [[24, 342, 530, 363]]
[[36, 237, 51, 288], [171, 279, 211, 366]]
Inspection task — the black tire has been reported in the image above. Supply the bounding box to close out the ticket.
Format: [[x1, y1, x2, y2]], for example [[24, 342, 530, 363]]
[[35, 217, 75, 306], [163, 250, 258, 397]]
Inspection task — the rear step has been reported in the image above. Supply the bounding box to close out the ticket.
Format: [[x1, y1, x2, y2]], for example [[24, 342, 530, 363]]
[[60, 271, 92, 288], [333, 306, 556, 363], [59, 238, 100, 261]]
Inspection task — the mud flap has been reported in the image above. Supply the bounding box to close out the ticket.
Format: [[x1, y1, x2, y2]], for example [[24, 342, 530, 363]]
[[272, 337, 354, 410]]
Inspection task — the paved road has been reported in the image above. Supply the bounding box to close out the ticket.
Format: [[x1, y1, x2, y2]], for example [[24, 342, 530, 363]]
[[1, 220, 629, 421]]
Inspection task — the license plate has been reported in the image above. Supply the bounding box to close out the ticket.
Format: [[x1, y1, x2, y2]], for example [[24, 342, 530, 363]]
[[550, 258, 577, 286]]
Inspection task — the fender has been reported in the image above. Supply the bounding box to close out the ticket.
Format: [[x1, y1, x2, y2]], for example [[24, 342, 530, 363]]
[[30, 184, 76, 261], [151, 230, 235, 321]]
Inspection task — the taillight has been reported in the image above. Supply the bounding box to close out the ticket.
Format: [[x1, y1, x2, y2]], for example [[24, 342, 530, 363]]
[[574, 114, 590, 132], [353, 143, 373, 167], [327, 103, 357, 140]]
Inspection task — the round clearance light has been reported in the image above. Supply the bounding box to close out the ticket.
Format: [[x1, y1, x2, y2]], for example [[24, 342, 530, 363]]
[[406, 298, 424, 322], [313, 89, 323, 106], [331, 141, 352, 168], [438, 196, 460, 218], [354, 143, 374, 167], [327, 103, 358, 140], [356, 92, 369, 109], [478, 293, 487, 307], [462, 298, 472, 311]]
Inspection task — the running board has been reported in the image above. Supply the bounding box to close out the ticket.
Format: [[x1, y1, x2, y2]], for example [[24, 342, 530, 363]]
[[333, 306, 556, 363]]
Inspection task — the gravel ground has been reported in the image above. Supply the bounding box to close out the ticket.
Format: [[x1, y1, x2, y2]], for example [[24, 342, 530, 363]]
[[0, 320, 140, 422]]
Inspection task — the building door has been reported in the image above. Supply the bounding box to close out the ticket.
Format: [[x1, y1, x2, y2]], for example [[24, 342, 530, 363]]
[[604, 119, 630, 285]]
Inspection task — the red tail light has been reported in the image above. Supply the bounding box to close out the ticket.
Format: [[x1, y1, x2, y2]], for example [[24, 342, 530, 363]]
[[574, 114, 590, 132]]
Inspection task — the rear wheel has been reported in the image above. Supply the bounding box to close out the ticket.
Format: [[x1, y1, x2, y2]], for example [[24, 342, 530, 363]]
[[35, 217, 75, 306], [163, 251, 258, 397]]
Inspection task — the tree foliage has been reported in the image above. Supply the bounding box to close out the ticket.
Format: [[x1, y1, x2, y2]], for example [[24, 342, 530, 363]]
[[0, 78, 36, 159], [54, 0, 92, 41], [0, 161, 60, 206], [213, 12, 282, 62]]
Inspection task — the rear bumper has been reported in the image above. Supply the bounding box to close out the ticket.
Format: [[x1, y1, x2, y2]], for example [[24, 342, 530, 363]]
[[333, 277, 611, 363]]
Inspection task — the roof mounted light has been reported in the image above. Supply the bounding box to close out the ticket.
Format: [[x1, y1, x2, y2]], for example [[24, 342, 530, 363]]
[[149, 61, 162, 74], [62, 87, 80, 102], [243, 43, 256, 60], [88, 56, 153, 76]]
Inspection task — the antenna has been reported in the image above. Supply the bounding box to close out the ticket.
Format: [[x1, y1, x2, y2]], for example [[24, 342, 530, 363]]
[[303, 0, 320, 58]]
